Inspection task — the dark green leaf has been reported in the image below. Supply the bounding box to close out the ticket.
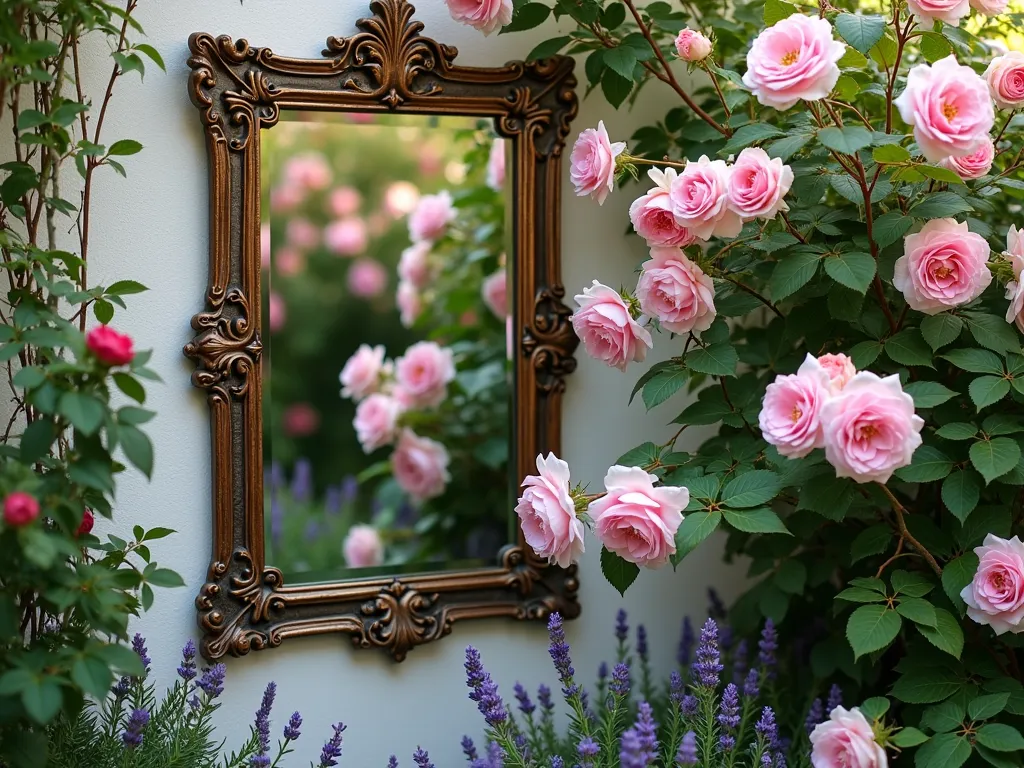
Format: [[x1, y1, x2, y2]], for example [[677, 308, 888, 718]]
[[892, 569, 934, 597], [872, 211, 914, 248], [503, 2, 550, 31], [113, 373, 145, 404], [894, 445, 953, 483], [970, 693, 1011, 721], [891, 727, 929, 747], [847, 604, 902, 659], [942, 348, 1004, 375], [921, 314, 963, 350], [19, 419, 54, 463], [775, 559, 807, 594], [642, 368, 690, 410], [764, 0, 799, 26], [873, 144, 911, 163], [920, 32, 952, 63], [133, 43, 165, 71], [824, 251, 875, 293], [719, 124, 785, 157], [818, 126, 873, 155], [915, 733, 971, 768], [601, 69, 633, 109], [834, 13, 886, 54], [21, 678, 62, 724], [58, 391, 105, 435], [976, 724, 1024, 752], [723, 507, 790, 534], [604, 46, 638, 80], [970, 438, 1021, 484], [885, 328, 934, 368], [120, 424, 153, 478], [941, 470, 981, 523], [895, 597, 937, 627], [770, 250, 820, 300], [767, 134, 812, 162], [922, 699, 965, 733], [904, 381, 957, 408], [910, 191, 973, 219], [917, 607, 965, 659], [71, 657, 113, 699], [720, 470, 781, 509], [942, 553, 978, 614], [836, 587, 888, 603], [601, 547, 639, 596], [672, 511, 722, 566], [970, 376, 1011, 410], [851, 524, 895, 563], [686, 344, 738, 377], [145, 567, 185, 588], [105, 279, 148, 296], [107, 139, 143, 156]]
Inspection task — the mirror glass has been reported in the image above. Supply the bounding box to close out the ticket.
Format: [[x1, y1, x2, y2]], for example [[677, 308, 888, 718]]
[[260, 113, 513, 583]]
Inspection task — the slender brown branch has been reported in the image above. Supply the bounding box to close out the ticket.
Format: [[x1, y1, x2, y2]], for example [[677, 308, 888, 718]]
[[781, 212, 807, 244], [826, 99, 873, 130], [721, 275, 784, 318], [701, 62, 731, 119], [885, 14, 915, 133], [874, 536, 906, 578], [878, 484, 943, 577]]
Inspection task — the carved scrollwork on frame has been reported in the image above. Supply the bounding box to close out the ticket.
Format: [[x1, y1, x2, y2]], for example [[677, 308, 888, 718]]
[[185, 0, 579, 662]]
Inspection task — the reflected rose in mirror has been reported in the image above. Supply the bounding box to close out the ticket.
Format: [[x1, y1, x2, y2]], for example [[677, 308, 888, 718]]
[[408, 191, 455, 243], [482, 268, 507, 319], [286, 217, 319, 250], [260, 223, 271, 269], [270, 183, 304, 213], [339, 344, 386, 401], [392, 429, 451, 503], [394, 341, 455, 409], [396, 281, 422, 327], [342, 524, 385, 568], [353, 393, 402, 452], [328, 186, 362, 217], [487, 139, 506, 191], [346, 112, 376, 125], [275, 246, 305, 277], [268, 292, 286, 333], [283, 152, 332, 190], [384, 181, 420, 218], [347, 258, 388, 298], [398, 241, 432, 289], [324, 218, 368, 256], [418, 144, 444, 176], [282, 402, 320, 437]]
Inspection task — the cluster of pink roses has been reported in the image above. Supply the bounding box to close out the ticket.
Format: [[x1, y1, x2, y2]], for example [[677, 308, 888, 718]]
[[760, 353, 924, 485], [907, 0, 1008, 26], [397, 191, 456, 327], [339, 341, 454, 503], [515, 453, 689, 570]]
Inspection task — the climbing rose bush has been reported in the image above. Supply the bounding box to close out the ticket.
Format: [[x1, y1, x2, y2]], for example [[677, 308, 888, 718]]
[[471, 0, 1024, 765]]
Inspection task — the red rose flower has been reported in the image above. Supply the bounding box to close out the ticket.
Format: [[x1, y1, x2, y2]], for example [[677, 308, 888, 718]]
[[4, 491, 39, 527], [76, 509, 94, 537], [86, 325, 135, 366]]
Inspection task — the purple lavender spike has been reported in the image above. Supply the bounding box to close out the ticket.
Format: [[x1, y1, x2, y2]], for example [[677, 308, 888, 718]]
[[676, 731, 698, 765], [615, 609, 629, 643], [317, 723, 346, 768], [826, 683, 843, 715], [805, 698, 824, 735], [291, 458, 312, 502], [283, 711, 302, 741], [677, 617, 694, 667], [691, 618, 723, 689], [412, 747, 434, 768], [121, 708, 149, 749], [758, 619, 778, 680]]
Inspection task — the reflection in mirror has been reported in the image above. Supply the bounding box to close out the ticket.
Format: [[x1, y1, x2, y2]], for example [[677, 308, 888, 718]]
[[260, 113, 512, 584]]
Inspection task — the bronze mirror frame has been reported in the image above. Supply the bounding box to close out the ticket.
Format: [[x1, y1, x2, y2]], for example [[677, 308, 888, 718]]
[[184, 0, 580, 662]]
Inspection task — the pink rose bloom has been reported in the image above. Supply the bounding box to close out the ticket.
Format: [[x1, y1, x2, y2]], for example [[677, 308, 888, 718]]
[[396, 281, 422, 327], [398, 241, 432, 289], [260, 223, 271, 269], [395, 341, 456, 408], [487, 139, 506, 191], [392, 429, 450, 503], [268, 292, 285, 333], [284, 153, 331, 190], [286, 218, 319, 250], [636, 247, 716, 335], [971, 0, 1009, 14], [408, 191, 455, 242], [325, 218, 368, 256], [482, 268, 508, 320], [629, 168, 697, 248], [985, 51, 1024, 109], [742, 14, 845, 110], [328, 186, 361, 217], [515, 453, 585, 568], [342, 524, 384, 568], [571, 281, 653, 372], [727, 147, 794, 221], [1003, 226, 1024, 333], [276, 246, 305, 276], [570, 121, 626, 205], [938, 135, 995, 179], [418, 146, 443, 176], [444, 0, 513, 35], [758, 354, 833, 458], [3, 491, 39, 527], [589, 466, 688, 568], [270, 183, 304, 213], [669, 156, 742, 241], [817, 353, 857, 393], [353, 393, 402, 452], [892, 218, 992, 315], [809, 707, 887, 768], [962, 533, 1024, 635], [675, 28, 713, 62], [384, 181, 420, 218], [906, 0, 970, 24], [86, 325, 135, 366], [347, 258, 387, 298], [282, 402, 320, 437], [820, 372, 924, 484], [339, 343, 386, 401], [895, 55, 995, 163]]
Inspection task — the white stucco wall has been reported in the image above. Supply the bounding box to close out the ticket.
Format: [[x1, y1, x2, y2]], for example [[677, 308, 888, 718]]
[[75, 1, 743, 763]]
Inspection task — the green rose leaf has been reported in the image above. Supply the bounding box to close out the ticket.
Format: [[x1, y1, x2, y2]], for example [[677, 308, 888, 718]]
[[872, 143, 911, 164], [847, 604, 901, 659], [770, 250, 821, 300], [824, 251, 875, 293], [969, 376, 1011, 411], [969, 693, 1011, 722], [936, 422, 978, 441], [600, 547, 640, 597], [904, 381, 957, 409], [872, 211, 914, 248], [894, 445, 953, 483], [719, 124, 785, 157], [671, 511, 722, 566], [917, 607, 965, 659], [764, 0, 799, 26], [642, 368, 691, 411], [921, 313, 963, 350], [722, 507, 790, 534], [818, 126, 873, 155], [834, 13, 886, 55], [976, 724, 1024, 752], [895, 597, 938, 628], [942, 553, 978, 615], [686, 344, 738, 377], [890, 727, 929, 747], [885, 329, 935, 368], [941, 470, 981, 523], [921, 699, 966, 733], [970, 438, 1021, 484], [942, 348, 1004, 375], [720, 470, 781, 508], [914, 733, 971, 768], [910, 191, 974, 219]]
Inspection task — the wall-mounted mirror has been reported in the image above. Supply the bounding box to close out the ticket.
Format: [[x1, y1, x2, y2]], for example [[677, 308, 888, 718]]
[[185, 0, 580, 661]]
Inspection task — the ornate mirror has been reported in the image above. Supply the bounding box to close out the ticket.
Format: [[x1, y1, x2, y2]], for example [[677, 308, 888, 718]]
[[184, 0, 580, 661]]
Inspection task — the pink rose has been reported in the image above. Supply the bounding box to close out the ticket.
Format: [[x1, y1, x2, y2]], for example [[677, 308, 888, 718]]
[[482, 269, 508, 320], [895, 55, 995, 163], [444, 0, 513, 35], [971, 0, 1009, 14], [86, 325, 134, 366], [636, 247, 716, 335], [938, 135, 995, 179], [328, 186, 361, 217], [395, 341, 456, 408], [487, 139, 506, 191], [270, 183, 304, 213], [284, 153, 331, 190], [817, 353, 857, 393], [339, 343, 386, 401], [286, 218, 319, 250], [758, 354, 833, 458], [985, 51, 1024, 109], [268, 292, 285, 333], [347, 258, 388, 298], [820, 372, 924, 484], [392, 429, 450, 503], [325, 219, 368, 256], [353, 393, 402, 452], [809, 707, 887, 768], [282, 402, 320, 437], [396, 281, 423, 327], [398, 242, 433, 289], [742, 14, 845, 110], [418, 146, 443, 176], [1003, 226, 1024, 333], [260, 223, 271, 269], [892, 218, 992, 315], [589, 466, 688, 568], [906, 0, 970, 24], [727, 147, 794, 221], [962, 533, 1024, 635], [675, 29, 713, 62], [408, 191, 455, 242], [515, 453, 585, 568], [343, 524, 384, 568], [3, 491, 39, 527], [628, 168, 698, 248], [669, 156, 742, 241], [571, 281, 653, 372], [384, 181, 420, 218], [276, 247, 305, 276], [570, 121, 626, 205]]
